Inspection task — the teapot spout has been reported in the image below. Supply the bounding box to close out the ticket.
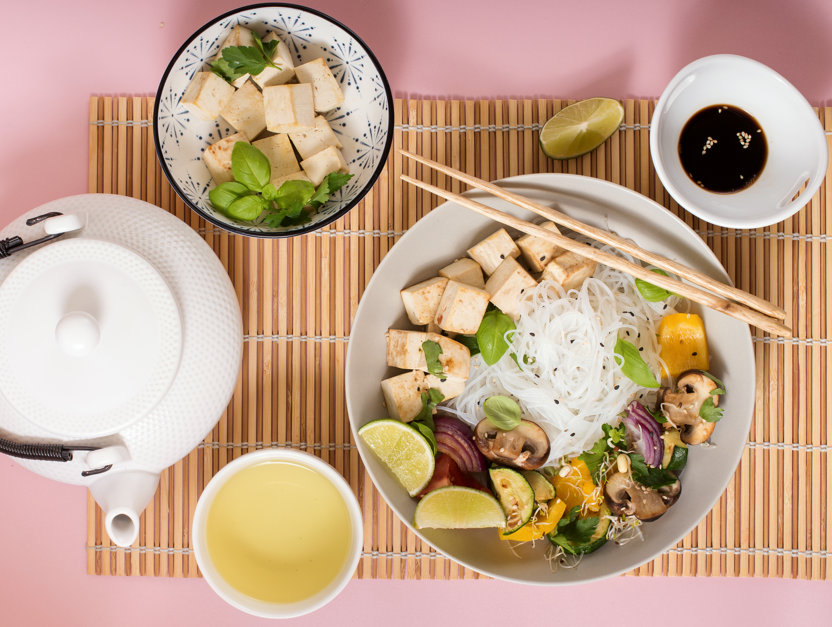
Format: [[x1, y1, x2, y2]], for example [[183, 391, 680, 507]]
[[88, 469, 160, 547]]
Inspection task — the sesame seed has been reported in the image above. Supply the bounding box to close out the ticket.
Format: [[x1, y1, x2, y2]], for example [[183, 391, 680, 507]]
[[570, 339, 574, 344], [530, 332, 535, 337], [639, 347, 644, 352], [534, 374, 540, 379], [600, 342, 604, 347], [626, 331, 630, 336], [540, 256, 546, 261], [500, 254, 505, 259], [663, 304, 668, 310], [692, 352, 697, 356], [614, 385, 619, 390], [637, 333, 640, 338], [521, 289, 525, 294], [570, 433, 576, 437], [555, 399, 560, 404], [554, 368, 558, 372]]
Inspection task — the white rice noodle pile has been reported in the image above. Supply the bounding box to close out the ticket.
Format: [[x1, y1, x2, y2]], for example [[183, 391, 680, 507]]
[[445, 239, 679, 462]]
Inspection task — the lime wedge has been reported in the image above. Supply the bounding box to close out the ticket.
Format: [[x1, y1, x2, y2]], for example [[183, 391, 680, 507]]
[[359, 419, 435, 496], [414, 486, 506, 530], [540, 98, 624, 160]]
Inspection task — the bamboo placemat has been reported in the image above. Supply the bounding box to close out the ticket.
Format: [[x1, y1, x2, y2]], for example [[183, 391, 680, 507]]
[[84, 96, 832, 580]]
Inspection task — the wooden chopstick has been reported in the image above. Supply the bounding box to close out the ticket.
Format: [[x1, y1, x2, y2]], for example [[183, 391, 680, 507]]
[[399, 149, 787, 322], [401, 174, 793, 338]]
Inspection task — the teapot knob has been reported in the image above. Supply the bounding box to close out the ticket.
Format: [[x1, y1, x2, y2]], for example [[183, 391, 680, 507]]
[[55, 311, 100, 357]]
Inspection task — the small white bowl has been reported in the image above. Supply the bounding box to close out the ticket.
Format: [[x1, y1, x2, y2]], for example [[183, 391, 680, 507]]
[[651, 54, 828, 228], [192, 449, 362, 618]]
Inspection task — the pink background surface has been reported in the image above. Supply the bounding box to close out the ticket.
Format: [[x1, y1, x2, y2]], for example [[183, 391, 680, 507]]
[[1, 0, 832, 624]]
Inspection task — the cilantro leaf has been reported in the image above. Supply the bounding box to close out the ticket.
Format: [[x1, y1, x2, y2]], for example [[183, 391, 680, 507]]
[[699, 397, 724, 423], [210, 57, 245, 82], [250, 31, 280, 69], [700, 371, 727, 395], [635, 269, 679, 302], [263, 200, 306, 228], [614, 337, 660, 388], [628, 453, 678, 488], [220, 45, 268, 77], [310, 172, 355, 209], [578, 423, 627, 480], [557, 506, 580, 529], [411, 421, 437, 456], [422, 340, 444, 377], [560, 516, 599, 545], [414, 389, 445, 427]]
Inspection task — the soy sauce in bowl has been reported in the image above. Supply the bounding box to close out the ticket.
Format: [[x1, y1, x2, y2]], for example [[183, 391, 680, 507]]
[[678, 104, 767, 193]]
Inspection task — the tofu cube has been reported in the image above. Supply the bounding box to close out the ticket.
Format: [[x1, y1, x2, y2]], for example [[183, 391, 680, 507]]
[[541, 251, 599, 291], [252, 134, 301, 182], [294, 58, 345, 112], [400, 277, 448, 325], [300, 146, 349, 186], [263, 83, 315, 134], [467, 229, 521, 276], [202, 131, 249, 185], [251, 32, 295, 88], [271, 171, 312, 188], [516, 221, 565, 273], [433, 280, 491, 334], [219, 81, 266, 140], [288, 115, 343, 160], [438, 258, 485, 289], [381, 371, 427, 422], [386, 330, 471, 380], [425, 374, 466, 401], [180, 72, 235, 121], [485, 257, 538, 320], [214, 25, 256, 89]]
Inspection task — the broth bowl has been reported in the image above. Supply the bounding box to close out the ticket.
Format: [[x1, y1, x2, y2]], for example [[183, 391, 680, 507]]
[[651, 54, 827, 229], [154, 4, 393, 237]]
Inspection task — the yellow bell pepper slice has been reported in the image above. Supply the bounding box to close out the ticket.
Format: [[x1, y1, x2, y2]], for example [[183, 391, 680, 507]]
[[657, 313, 710, 378], [552, 459, 603, 513], [499, 498, 567, 541]]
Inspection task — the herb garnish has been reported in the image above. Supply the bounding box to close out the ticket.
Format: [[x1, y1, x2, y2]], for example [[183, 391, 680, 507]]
[[483, 395, 521, 430], [211, 31, 281, 83], [411, 388, 445, 455], [476, 308, 516, 366], [579, 423, 627, 481], [635, 269, 680, 302], [699, 397, 724, 422], [454, 334, 481, 356], [627, 453, 678, 488], [548, 505, 600, 549], [422, 340, 444, 377], [614, 337, 660, 388]]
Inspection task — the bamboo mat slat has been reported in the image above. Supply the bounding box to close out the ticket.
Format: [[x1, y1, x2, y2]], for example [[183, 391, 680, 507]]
[[84, 96, 832, 580]]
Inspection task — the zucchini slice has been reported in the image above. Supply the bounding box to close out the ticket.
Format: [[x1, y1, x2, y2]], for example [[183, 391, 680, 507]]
[[521, 470, 556, 502], [489, 467, 536, 534]]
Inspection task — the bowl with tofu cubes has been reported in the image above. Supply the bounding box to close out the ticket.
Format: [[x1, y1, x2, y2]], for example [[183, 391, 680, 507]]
[[154, 4, 393, 237]]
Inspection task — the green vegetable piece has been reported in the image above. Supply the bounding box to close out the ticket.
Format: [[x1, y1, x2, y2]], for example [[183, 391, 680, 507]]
[[627, 453, 678, 488], [310, 172, 354, 208], [220, 45, 268, 78], [210, 57, 245, 82], [483, 395, 521, 430], [665, 445, 688, 472], [275, 179, 316, 209], [476, 308, 516, 366], [421, 340, 444, 377], [411, 421, 437, 456], [250, 31, 280, 69], [614, 337, 660, 388], [226, 195, 268, 221], [635, 269, 679, 302], [208, 181, 250, 213], [261, 182, 279, 202], [577, 423, 626, 481], [414, 388, 445, 427], [231, 142, 271, 192], [547, 504, 610, 555], [699, 397, 724, 422], [454, 334, 480, 356], [700, 371, 727, 395], [489, 467, 535, 534], [520, 470, 556, 502]]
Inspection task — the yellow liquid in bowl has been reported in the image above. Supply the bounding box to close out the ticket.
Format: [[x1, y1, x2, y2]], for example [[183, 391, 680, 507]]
[[205, 461, 352, 604]]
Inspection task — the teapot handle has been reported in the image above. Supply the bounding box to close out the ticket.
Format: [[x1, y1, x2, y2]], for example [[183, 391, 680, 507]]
[[0, 436, 112, 476]]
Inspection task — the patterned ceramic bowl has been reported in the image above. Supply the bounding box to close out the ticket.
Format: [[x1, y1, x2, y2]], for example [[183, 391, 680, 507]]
[[153, 4, 393, 237]]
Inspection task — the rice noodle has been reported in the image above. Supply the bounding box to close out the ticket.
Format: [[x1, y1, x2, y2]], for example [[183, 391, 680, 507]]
[[445, 238, 679, 462]]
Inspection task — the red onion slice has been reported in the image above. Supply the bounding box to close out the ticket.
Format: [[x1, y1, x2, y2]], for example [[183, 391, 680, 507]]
[[434, 415, 487, 472], [623, 401, 664, 467]]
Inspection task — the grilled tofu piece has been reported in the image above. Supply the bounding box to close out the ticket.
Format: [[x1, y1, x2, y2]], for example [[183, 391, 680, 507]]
[[270, 171, 313, 188], [540, 250, 598, 291], [252, 134, 301, 182], [294, 57, 345, 112], [516, 221, 564, 273], [289, 115, 343, 160], [425, 373, 466, 400], [380, 370, 466, 422], [263, 83, 315, 134], [467, 229, 521, 276], [202, 131, 249, 185], [485, 257, 538, 320], [400, 277, 448, 325], [219, 81, 267, 140], [386, 329, 470, 380], [433, 280, 490, 334], [251, 32, 295, 88], [214, 25, 257, 89], [181, 72, 235, 121], [300, 146, 349, 186], [438, 258, 485, 289]]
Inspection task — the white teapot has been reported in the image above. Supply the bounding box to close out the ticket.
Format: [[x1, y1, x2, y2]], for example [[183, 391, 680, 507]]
[[0, 195, 242, 547]]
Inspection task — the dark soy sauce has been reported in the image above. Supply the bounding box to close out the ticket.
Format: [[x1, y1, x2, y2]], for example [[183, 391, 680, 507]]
[[678, 104, 767, 193]]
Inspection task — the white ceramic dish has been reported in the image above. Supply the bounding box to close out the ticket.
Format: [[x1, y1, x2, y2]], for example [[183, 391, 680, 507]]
[[192, 449, 363, 618], [154, 4, 393, 238], [345, 174, 755, 584], [651, 54, 828, 229]]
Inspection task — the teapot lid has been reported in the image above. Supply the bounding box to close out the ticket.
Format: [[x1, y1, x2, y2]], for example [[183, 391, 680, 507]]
[[0, 239, 182, 438]]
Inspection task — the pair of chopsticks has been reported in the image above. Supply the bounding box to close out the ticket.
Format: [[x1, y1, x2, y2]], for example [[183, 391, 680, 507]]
[[399, 150, 791, 338]]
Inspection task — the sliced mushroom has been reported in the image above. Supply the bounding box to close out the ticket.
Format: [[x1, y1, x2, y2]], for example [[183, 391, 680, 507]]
[[473, 418, 550, 470], [656, 370, 719, 445], [604, 470, 682, 522]]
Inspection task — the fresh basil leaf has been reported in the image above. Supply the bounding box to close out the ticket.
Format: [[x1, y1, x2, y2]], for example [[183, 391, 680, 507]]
[[226, 195, 268, 221], [231, 142, 271, 192], [411, 421, 437, 456], [454, 334, 480, 356], [422, 340, 444, 377], [628, 453, 678, 488], [261, 182, 278, 202], [483, 395, 521, 430], [208, 181, 250, 212], [635, 269, 679, 302], [275, 179, 316, 209], [700, 371, 727, 394], [476, 309, 516, 366], [210, 57, 245, 82], [613, 337, 660, 388], [220, 45, 267, 77], [699, 397, 724, 423]]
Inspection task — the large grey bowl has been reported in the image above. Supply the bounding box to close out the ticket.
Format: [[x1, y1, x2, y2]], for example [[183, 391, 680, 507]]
[[345, 174, 755, 584]]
